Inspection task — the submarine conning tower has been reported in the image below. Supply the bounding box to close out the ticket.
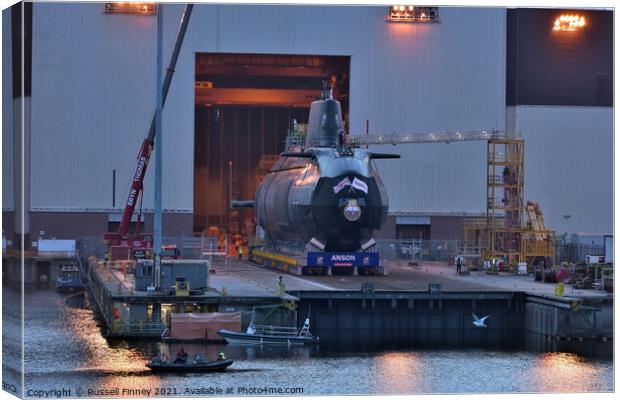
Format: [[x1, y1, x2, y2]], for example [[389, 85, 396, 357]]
[[305, 87, 344, 148]]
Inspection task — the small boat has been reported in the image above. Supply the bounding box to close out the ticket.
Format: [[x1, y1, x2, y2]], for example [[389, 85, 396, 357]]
[[218, 318, 319, 346], [56, 264, 82, 292], [146, 358, 233, 372]]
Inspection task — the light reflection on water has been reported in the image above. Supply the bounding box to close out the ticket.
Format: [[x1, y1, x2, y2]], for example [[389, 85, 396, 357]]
[[529, 352, 611, 393], [372, 352, 424, 393], [2, 287, 613, 396]]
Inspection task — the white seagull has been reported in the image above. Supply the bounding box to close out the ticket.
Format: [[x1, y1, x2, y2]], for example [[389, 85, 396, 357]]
[[472, 313, 490, 328]]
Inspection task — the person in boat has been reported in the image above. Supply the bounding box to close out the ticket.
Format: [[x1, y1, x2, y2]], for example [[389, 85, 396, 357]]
[[152, 351, 169, 364], [217, 352, 226, 360], [175, 348, 188, 363]]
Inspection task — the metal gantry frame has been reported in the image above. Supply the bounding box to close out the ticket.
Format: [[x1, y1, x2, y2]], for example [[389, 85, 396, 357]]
[[348, 129, 555, 269], [347, 129, 497, 146], [486, 137, 525, 266]]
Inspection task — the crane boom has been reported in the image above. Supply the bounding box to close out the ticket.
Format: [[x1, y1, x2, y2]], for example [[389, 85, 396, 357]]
[[146, 3, 194, 142], [117, 4, 194, 236]]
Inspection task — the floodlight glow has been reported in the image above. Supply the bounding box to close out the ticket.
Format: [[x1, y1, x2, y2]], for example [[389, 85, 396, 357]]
[[388, 6, 438, 22], [105, 2, 156, 15], [553, 14, 587, 31]]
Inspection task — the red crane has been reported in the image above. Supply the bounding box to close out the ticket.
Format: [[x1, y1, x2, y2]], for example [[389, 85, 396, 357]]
[[103, 4, 193, 261]]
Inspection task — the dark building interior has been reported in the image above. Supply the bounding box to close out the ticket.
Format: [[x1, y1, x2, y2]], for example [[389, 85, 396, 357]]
[[193, 53, 350, 236]]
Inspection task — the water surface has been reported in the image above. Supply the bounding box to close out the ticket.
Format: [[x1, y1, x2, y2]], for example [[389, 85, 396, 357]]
[[2, 287, 613, 397]]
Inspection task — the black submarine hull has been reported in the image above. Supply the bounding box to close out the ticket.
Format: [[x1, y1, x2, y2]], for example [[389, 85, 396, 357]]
[[254, 91, 396, 254]]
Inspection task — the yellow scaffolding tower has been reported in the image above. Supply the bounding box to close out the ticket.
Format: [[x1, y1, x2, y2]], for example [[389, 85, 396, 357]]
[[487, 137, 525, 268], [462, 137, 555, 270]]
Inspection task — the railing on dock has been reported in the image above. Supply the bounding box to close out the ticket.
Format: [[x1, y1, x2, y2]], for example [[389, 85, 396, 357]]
[[250, 324, 299, 336], [375, 239, 460, 263], [77, 233, 605, 272], [111, 320, 166, 337]]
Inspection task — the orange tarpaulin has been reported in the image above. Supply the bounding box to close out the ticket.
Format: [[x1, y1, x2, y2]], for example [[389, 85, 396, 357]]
[[170, 312, 241, 341]]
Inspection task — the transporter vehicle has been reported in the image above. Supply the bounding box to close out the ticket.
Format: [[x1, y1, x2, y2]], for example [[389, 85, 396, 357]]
[[246, 86, 399, 275]]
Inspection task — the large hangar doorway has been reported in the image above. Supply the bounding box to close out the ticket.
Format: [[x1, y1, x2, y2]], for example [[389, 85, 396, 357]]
[[193, 53, 350, 237]]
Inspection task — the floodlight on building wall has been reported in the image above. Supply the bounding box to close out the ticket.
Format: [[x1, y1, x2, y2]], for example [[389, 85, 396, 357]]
[[553, 14, 586, 31], [388, 6, 438, 22], [105, 2, 156, 15]]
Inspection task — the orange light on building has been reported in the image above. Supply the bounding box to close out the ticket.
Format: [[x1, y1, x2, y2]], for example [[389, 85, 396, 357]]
[[553, 14, 586, 31], [390, 5, 414, 21], [388, 6, 438, 22], [104, 2, 157, 15]]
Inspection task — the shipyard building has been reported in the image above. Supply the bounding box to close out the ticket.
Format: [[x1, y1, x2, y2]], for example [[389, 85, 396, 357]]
[[2, 3, 613, 249]]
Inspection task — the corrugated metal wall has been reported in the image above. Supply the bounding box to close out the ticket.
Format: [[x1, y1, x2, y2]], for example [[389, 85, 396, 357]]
[[512, 105, 613, 235], [30, 3, 161, 211], [2, 9, 13, 210], [27, 4, 506, 215]]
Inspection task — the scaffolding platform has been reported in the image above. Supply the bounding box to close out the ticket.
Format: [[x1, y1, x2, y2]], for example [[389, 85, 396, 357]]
[[461, 137, 556, 271]]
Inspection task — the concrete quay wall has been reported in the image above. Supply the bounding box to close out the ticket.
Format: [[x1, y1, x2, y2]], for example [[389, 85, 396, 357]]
[[296, 291, 613, 350], [524, 294, 613, 340], [297, 291, 526, 350]]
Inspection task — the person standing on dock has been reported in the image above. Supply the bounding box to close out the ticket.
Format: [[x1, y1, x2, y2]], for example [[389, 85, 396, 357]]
[[277, 275, 285, 296], [237, 245, 243, 260], [456, 256, 463, 275]]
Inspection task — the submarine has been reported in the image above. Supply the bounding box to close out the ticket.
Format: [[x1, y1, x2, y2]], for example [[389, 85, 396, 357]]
[[253, 86, 400, 261]]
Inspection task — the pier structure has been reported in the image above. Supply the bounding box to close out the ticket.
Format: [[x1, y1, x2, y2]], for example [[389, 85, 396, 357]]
[[524, 293, 613, 341], [293, 289, 611, 350], [84, 258, 297, 338], [5, 253, 611, 348], [80, 257, 612, 347], [2, 252, 80, 288], [297, 290, 526, 349]]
